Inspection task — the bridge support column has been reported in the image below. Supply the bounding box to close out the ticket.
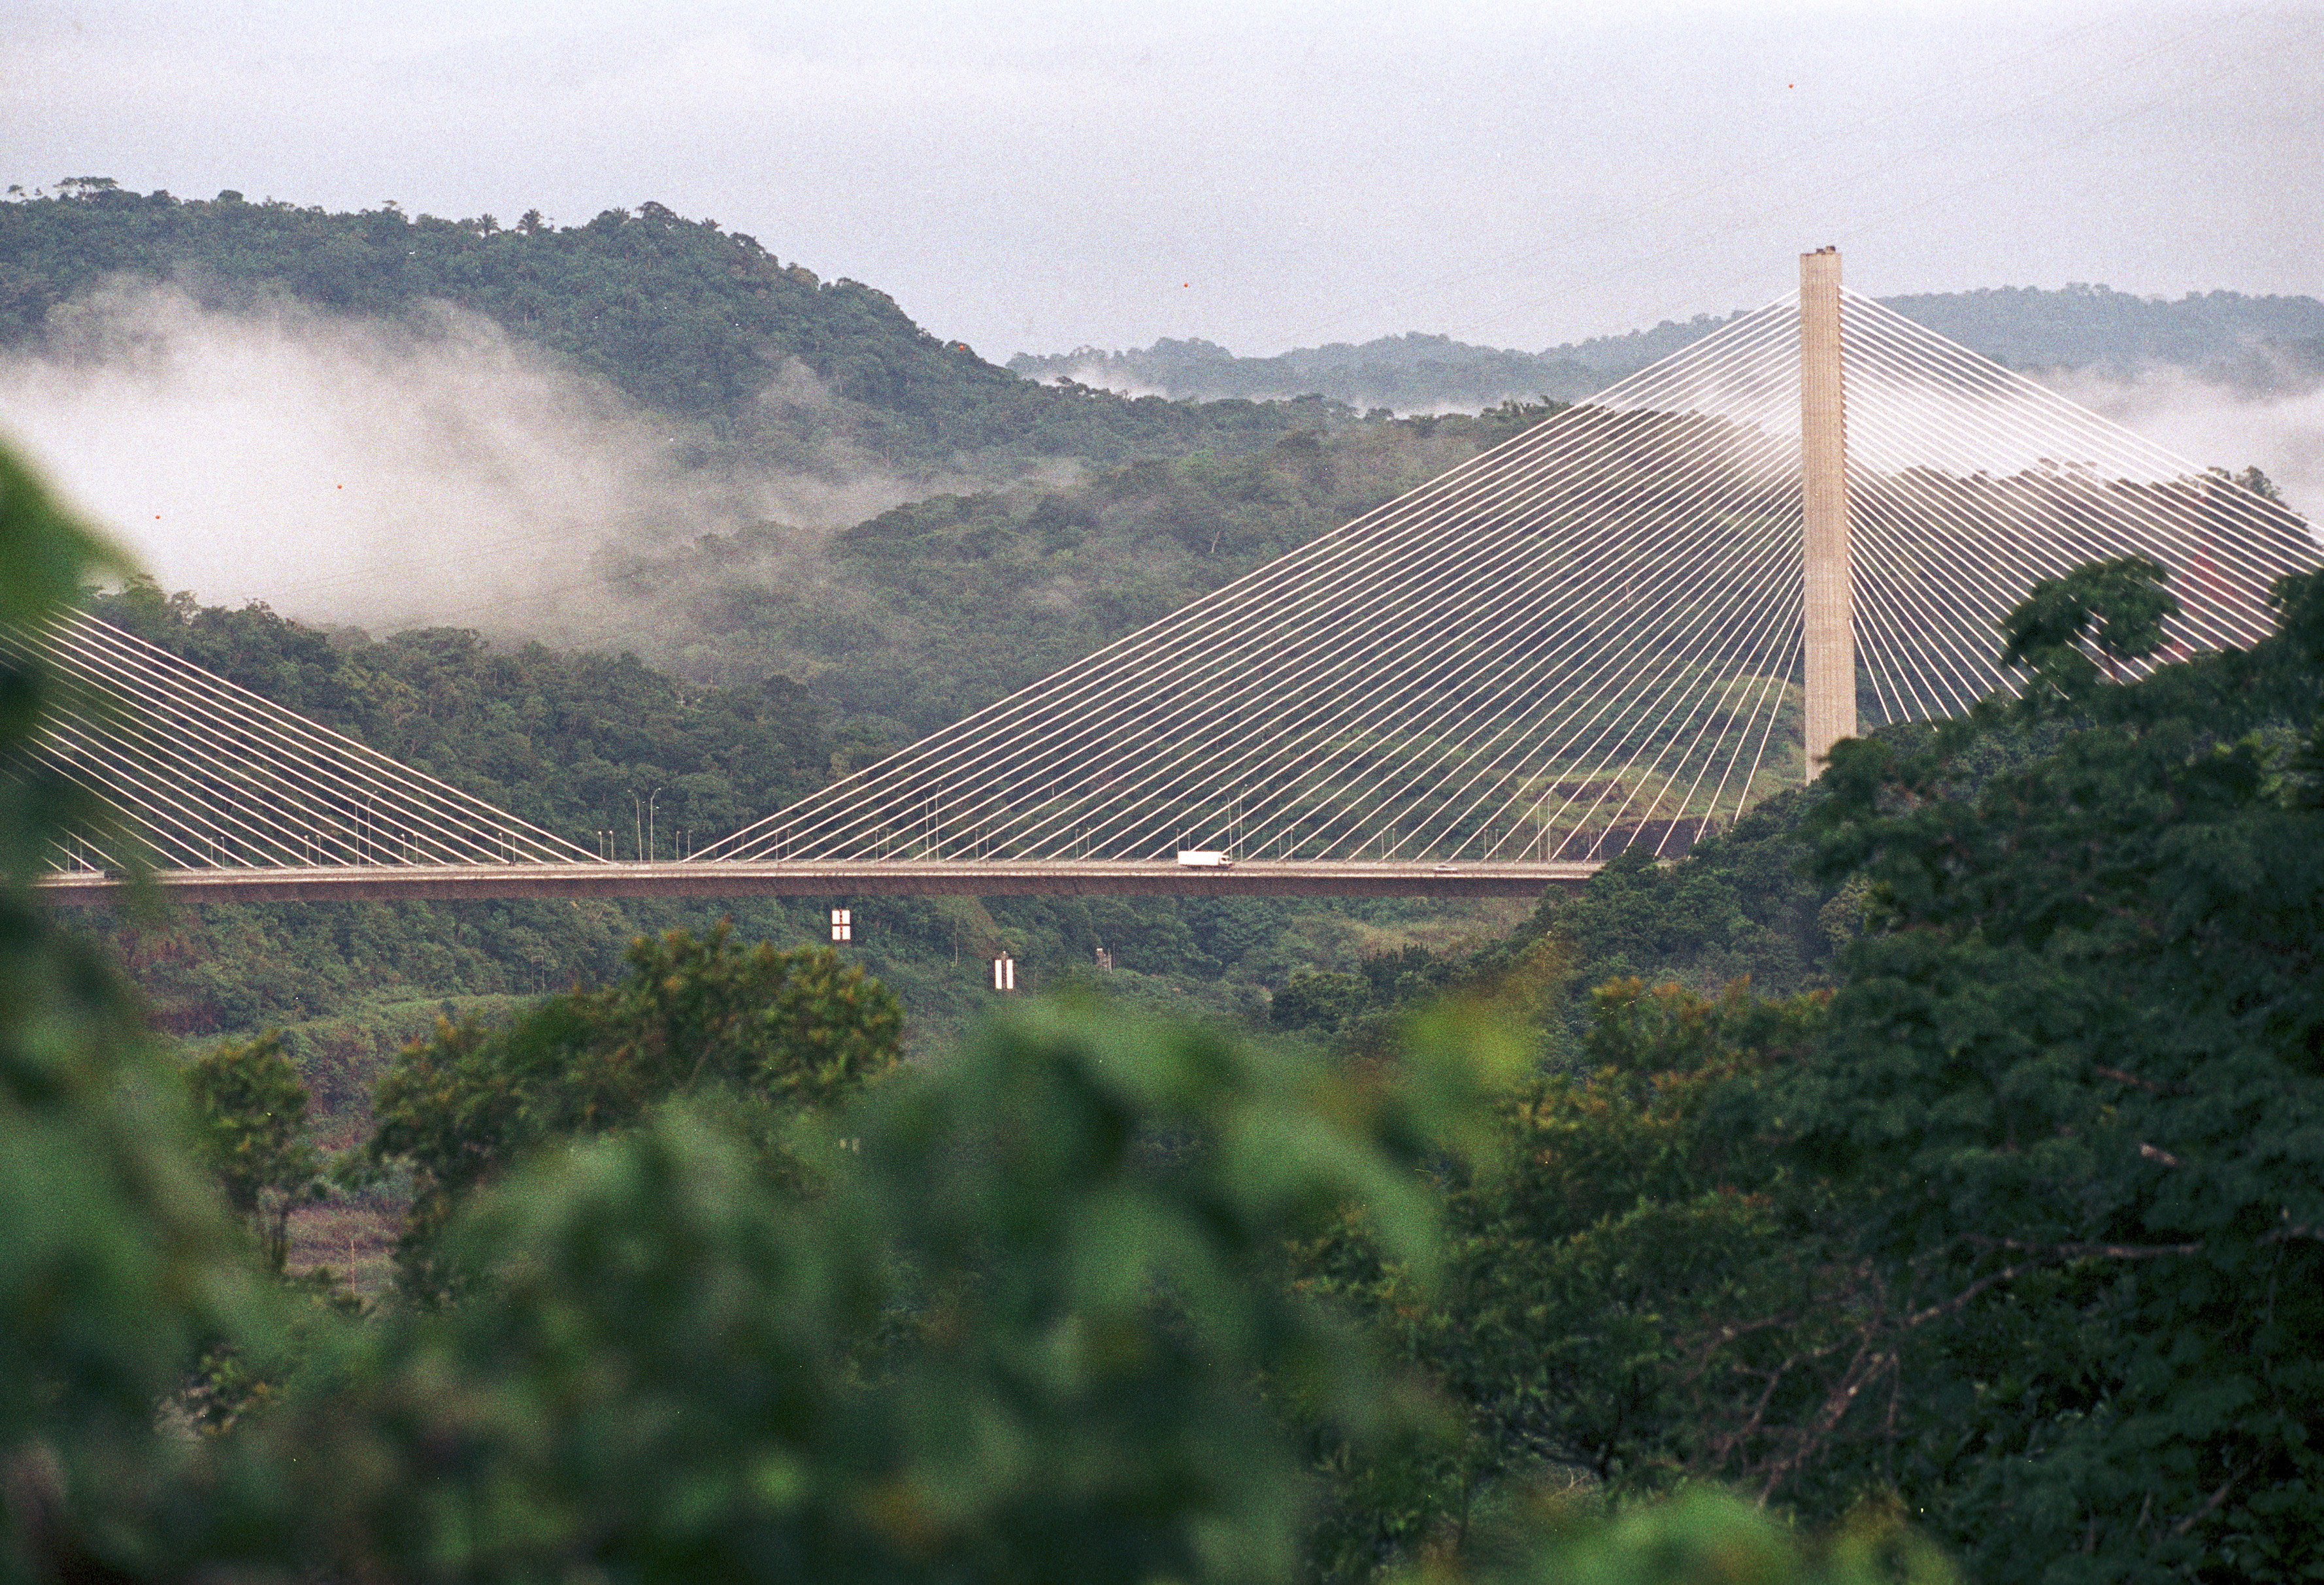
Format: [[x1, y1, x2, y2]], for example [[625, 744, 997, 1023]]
[[1801, 246, 1854, 782]]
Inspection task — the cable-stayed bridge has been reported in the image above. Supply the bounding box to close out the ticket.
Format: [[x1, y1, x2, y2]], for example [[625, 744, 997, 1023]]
[[22, 253, 2320, 906]]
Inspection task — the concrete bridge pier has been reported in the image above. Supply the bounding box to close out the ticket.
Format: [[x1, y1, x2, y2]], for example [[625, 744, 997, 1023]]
[[1801, 246, 1855, 781]]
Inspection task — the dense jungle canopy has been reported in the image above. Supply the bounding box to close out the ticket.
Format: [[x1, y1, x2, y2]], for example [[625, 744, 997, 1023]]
[[5, 186, 2323, 1584]]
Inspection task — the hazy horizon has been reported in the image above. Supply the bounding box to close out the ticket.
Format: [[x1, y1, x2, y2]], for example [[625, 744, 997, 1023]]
[[6, 0, 2321, 629], [6, 1, 2319, 363]]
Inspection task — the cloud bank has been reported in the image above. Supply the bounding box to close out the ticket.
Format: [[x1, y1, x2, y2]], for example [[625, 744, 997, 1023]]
[[2059, 365, 2324, 527], [0, 284, 942, 641]]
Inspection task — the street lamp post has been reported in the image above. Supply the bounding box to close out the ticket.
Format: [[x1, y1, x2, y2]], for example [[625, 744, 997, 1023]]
[[630, 790, 663, 862]]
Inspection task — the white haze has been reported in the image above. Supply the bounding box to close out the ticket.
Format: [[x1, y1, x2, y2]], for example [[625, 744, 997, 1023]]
[[0, 284, 953, 640], [8, 2, 2320, 361], [2054, 366, 2324, 529], [4, 283, 2312, 665]]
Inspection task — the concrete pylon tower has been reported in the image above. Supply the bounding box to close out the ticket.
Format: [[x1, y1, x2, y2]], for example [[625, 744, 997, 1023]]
[[1799, 247, 1855, 781]]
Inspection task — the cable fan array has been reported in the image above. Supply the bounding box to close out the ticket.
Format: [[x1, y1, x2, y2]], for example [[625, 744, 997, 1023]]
[[10, 287, 2313, 881], [5, 610, 599, 872], [702, 288, 2318, 868], [1834, 293, 2312, 719]]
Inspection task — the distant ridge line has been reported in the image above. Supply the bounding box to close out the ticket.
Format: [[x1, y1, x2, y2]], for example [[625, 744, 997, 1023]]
[[1008, 286, 2324, 412]]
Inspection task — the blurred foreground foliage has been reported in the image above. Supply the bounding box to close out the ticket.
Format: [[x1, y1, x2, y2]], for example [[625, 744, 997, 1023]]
[[1296, 555, 2324, 1583], [0, 445, 267, 1578], [22, 440, 2324, 1582], [367, 923, 904, 1298], [1, 446, 1943, 1583]]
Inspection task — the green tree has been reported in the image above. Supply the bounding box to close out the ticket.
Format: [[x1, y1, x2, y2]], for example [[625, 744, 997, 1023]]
[[184, 1032, 325, 1274], [1284, 561, 2324, 1580], [1995, 551, 2178, 690], [204, 998, 1472, 1584], [1295, 979, 1850, 1558], [368, 923, 904, 1292], [1271, 969, 1374, 1034], [1785, 563, 2324, 1580], [0, 446, 263, 1581]]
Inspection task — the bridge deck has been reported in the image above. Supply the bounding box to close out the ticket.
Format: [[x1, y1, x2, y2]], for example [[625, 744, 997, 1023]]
[[36, 859, 1604, 906]]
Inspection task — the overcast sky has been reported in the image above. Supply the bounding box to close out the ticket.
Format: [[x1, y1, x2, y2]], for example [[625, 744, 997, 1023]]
[[5, 0, 2319, 361]]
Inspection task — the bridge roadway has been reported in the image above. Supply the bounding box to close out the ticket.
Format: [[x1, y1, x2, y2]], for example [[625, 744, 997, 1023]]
[[37, 858, 1604, 906]]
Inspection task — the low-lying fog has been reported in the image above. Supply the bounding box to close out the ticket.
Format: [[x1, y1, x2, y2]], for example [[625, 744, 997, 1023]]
[[2, 286, 2316, 659], [2057, 367, 2324, 527], [0, 283, 954, 641]]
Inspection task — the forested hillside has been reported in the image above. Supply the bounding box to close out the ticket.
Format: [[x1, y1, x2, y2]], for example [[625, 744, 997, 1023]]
[[71, 578, 1527, 1116], [0, 176, 1574, 1102], [0, 182, 1325, 466], [18, 182, 2308, 1108], [608, 401, 1560, 731], [1011, 285, 2324, 410], [11, 168, 2324, 1582]]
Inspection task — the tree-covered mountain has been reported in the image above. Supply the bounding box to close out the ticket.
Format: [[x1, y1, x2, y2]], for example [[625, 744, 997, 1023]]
[[606, 402, 1561, 734], [1010, 285, 2324, 411], [1010, 329, 1720, 412], [20, 391, 2324, 1585], [1887, 284, 2324, 380], [0, 182, 1329, 466], [0, 178, 1569, 1074]]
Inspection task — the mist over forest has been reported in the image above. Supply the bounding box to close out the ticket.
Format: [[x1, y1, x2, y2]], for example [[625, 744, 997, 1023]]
[[0, 182, 1595, 1047], [8, 181, 2324, 1584], [1012, 289, 2324, 514], [3, 180, 2313, 1068], [3, 184, 2318, 679]]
